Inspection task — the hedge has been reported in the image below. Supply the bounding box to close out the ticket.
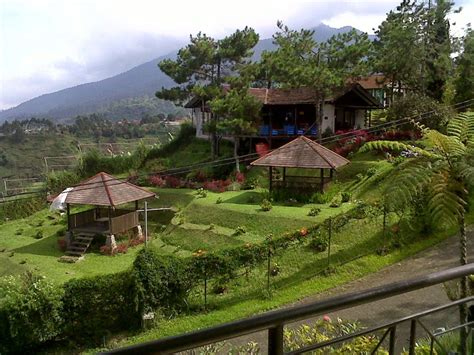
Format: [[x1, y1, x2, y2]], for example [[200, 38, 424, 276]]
[[62, 271, 140, 341], [0, 273, 64, 354]]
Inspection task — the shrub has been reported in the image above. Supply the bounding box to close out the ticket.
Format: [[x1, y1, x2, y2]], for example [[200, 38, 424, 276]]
[[195, 188, 207, 198], [46, 170, 81, 194], [308, 207, 321, 217], [308, 235, 328, 252], [116, 243, 128, 254], [341, 191, 352, 203], [329, 194, 342, 208], [57, 238, 67, 252], [132, 248, 192, 313], [270, 263, 280, 276], [34, 231, 44, 239], [148, 175, 166, 187], [62, 272, 139, 341], [260, 199, 272, 212], [216, 197, 223, 204], [355, 173, 364, 182], [366, 167, 377, 177], [311, 192, 329, 204], [0, 273, 64, 353]]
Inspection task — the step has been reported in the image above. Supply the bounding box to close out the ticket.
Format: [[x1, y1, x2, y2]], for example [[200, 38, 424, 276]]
[[72, 242, 90, 247], [75, 237, 93, 242], [69, 247, 87, 252], [66, 251, 84, 256]]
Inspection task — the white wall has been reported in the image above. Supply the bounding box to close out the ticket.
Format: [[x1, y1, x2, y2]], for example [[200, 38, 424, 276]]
[[321, 103, 335, 134], [354, 110, 366, 129]]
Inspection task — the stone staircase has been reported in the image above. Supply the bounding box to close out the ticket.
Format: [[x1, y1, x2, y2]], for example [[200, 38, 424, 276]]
[[59, 233, 94, 263]]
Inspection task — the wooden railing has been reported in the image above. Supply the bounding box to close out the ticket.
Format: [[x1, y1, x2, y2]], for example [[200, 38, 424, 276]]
[[68, 209, 95, 230], [110, 211, 139, 235]]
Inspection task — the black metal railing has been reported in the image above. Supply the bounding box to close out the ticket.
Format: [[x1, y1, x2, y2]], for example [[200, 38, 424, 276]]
[[105, 264, 474, 355]]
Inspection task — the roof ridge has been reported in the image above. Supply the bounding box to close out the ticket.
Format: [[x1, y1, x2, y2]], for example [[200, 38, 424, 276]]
[[100, 172, 115, 207], [301, 136, 336, 169], [250, 136, 304, 165]]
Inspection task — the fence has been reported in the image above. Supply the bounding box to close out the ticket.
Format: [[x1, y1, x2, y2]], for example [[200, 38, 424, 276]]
[[105, 263, 474, 355]]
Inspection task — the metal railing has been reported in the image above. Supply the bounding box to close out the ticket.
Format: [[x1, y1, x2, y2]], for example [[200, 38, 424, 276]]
[[105, 264, 474, 355]]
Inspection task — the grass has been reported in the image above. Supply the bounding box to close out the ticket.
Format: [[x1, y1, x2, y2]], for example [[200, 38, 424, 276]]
[[100, 216, 463, 351]]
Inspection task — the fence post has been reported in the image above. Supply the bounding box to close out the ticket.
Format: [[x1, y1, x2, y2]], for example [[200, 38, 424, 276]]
[[144, 201, 148, 247], [268, 324, 284, 355], [389, 326, 396, 355], [408, 319, 417, 355]]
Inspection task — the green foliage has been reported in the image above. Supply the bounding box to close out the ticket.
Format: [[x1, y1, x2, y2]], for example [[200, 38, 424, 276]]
[[373, 0, 455, 101], [386, 92, 454, 131], [284, 319, 384, 354], [0, 196, 46, 221], [145, 122, 196, 161], [341, 191, 352, 203], [132, 248, 192, 313], [195, 188, 207, 199], [62, 272, 139, 341], [46, 170, 82, 194], [454, 29, 474, 104], [0, 273, 64, 353], [260, 198, 272, 211], [308, 207, 322, 217], [308, 234, 328, 252], [311, 192, 331, 204]]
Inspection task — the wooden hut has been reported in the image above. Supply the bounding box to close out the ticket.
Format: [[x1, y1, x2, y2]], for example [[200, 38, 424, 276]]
[[250, 136, 350, 192], [63, 172, 155, 258]]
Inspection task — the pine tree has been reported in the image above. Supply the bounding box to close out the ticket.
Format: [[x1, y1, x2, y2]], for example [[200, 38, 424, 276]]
[[156, 28, 259, 159], [454, 28, 474, 104]]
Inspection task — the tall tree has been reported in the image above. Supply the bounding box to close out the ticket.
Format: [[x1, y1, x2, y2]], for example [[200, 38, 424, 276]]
[[361, 112, 474, 355], [260, 22, 372, 140], [454, 28, 474, 105], [156, 28, 259, 158], [374, 0, 457, 101], [210, 75, 262, 172]]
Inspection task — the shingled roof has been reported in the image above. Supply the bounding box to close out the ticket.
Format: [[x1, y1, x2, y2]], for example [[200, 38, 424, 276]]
[[65, 172, 155, 207], [251, 136, 350, 169]]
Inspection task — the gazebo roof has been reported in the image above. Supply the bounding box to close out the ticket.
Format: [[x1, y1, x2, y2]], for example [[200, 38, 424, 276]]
[[65, 172, 155, 207], [251, 136, 350, 169]]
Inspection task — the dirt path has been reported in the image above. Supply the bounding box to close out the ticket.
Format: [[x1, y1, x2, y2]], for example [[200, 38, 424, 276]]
[[230, 228, 473, 353]]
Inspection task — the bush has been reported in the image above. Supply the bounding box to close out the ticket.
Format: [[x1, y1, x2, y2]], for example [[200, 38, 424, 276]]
[[366, 167, 377, 177], [260, 199, 272, 212], [308, 235, 328, 252], [216, 197, 223, 204], [341, 192, 352, 203], [329, 194, 342, 208], [46, 170, 81, 194], [308, 207, 321, 217], [34, 231, 44, 239], [62, 272, 139, 341], [0, 273, 64, 354], [195, 188, 207, 198], [311, 192, 329, 204], [132, 249, 192, 313]]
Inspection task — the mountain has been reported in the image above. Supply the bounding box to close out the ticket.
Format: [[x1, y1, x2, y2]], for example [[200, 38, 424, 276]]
[[0, 24, 374, 123]]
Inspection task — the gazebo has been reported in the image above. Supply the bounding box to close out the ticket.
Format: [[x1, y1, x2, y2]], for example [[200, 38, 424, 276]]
[[251, 136, 350, 192], [63, 172, 155, 258]]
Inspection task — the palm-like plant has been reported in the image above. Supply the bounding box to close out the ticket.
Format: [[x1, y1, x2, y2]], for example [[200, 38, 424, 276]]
[[361, 112, 474, 355]]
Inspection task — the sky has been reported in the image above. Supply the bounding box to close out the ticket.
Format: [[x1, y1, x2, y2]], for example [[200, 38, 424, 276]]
[[0, 0, 472, 110]]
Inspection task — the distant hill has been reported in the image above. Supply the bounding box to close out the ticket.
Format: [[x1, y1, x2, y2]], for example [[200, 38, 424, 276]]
[[0, 24, 374, 123]]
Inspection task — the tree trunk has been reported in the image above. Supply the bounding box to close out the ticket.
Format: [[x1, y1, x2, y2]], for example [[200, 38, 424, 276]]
[[234, 137, 240, 173], [459, 213, 468, 355]]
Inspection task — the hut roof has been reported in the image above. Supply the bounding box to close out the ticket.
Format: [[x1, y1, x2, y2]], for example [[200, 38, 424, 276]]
[[251, 136, 350, 169], [65, 172, 155, 207]]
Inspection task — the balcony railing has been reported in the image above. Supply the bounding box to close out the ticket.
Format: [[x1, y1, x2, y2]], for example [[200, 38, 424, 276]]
[[105, 263, 474, 355]]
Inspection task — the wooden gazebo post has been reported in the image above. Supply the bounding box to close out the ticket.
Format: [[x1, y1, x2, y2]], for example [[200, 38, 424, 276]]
[[269, 166, 273, 192], [320, 168, 324, 192], [66, 203, 71, 231]]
